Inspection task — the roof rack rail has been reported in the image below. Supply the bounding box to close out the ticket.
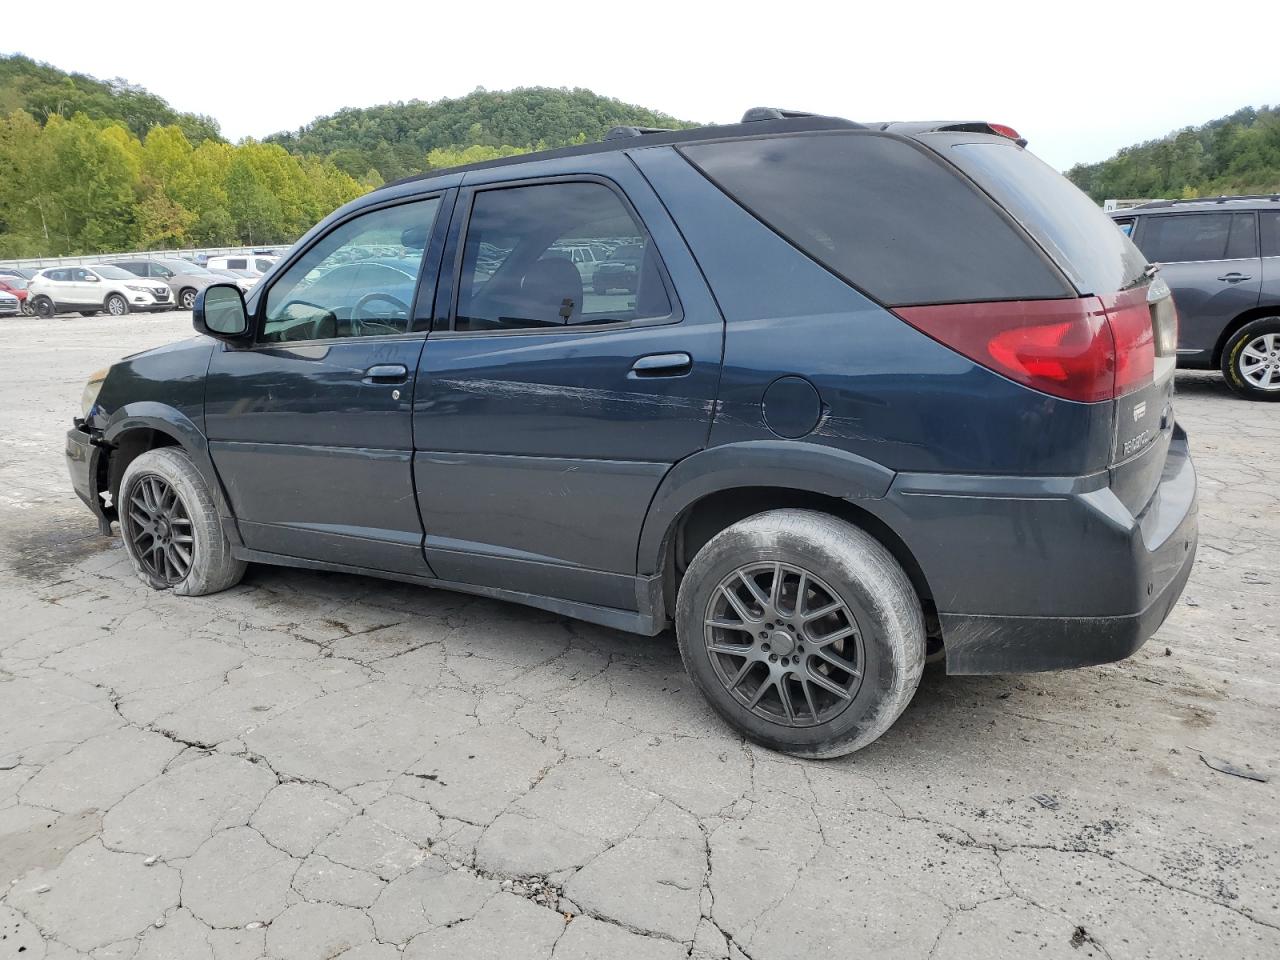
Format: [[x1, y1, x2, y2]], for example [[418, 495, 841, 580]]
[[603, 125, 674, 141], [741, 107, 819, 123], [1135, 194, 1280, 209]]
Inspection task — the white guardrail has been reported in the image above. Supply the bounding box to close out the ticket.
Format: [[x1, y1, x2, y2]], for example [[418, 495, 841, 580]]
[[0, 245, 293, 269]]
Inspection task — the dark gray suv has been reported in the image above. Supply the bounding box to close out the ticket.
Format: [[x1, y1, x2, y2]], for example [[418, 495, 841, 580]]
[[1112, 197, 1280, 400]]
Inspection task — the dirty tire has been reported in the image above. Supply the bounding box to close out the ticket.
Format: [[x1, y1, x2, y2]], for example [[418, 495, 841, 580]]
[[119, 447, 246, 596], [676, 509, 925, 759], [1221, 316, 1280, 401], [105, 293, 128, 316]]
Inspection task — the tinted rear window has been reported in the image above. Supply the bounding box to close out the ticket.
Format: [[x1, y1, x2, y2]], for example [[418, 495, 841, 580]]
[[945, 141, 1149, 294], [1139, 212, 1257, 263], [1262, 211, 1280, 258], [680, 132, 1071, 306]]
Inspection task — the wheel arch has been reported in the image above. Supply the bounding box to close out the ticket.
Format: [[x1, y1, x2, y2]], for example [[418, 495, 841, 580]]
[[101, 404, 239, 541], [1213, 306, 1280, 366], [637, 442, 934, 627]]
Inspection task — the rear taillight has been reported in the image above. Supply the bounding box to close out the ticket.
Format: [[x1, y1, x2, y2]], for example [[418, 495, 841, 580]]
[[894, 295, 1158, 403], [988, 123, 1023, 142]]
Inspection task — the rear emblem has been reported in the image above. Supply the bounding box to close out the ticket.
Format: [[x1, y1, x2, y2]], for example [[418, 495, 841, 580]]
[[1133, 401, 1147, 422]]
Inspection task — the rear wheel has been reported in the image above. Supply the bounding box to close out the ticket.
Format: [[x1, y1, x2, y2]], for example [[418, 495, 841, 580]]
[[105, 294, 128, 316], [675, 509, 925, 758], [119, 447, 246, 596], [33, 297, 55, 319], [1222, 317, 1280, 401]]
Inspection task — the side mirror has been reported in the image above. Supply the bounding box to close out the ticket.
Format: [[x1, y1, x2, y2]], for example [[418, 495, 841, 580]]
[[193, 283, 251, 343]]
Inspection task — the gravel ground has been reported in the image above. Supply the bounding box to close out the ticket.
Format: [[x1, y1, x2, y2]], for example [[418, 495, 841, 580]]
[[1, 311, 1277, 960]]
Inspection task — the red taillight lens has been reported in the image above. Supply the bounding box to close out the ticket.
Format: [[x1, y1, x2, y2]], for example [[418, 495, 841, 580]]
[[895, 298, 1119, 403], [1098, 289, 1155, 397], [988, 123, 1023, 142]]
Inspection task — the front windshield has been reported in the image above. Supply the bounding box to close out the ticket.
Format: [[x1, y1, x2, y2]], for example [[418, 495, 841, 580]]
[[93, 265, 136, 280]]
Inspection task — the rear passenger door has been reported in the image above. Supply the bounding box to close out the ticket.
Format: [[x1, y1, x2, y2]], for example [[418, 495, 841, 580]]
[[1134, 212, 1261, 361], [1260, 210, 1280, 312], [413, 159, 723, 609]]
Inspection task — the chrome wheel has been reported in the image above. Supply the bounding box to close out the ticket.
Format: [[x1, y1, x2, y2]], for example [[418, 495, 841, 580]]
[[124, 474, 195, 585], [1239, 332, 1280, 391], [107, 295, 127, 316], [704, 561, 865, 727]]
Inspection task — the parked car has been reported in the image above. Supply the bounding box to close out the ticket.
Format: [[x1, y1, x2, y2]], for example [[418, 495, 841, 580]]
[[67, 110, 1197, 757], [0, 266, 38, 282], [110, 258, 223, 310], [0, 288, 18, 317], [205, 255, 278, 278], [205, 268, 259, 293], [592, 242, 645, 294], [1111, 197, 1280, 400], [29, 264, 171, 317], [0, 276, 32, 315]]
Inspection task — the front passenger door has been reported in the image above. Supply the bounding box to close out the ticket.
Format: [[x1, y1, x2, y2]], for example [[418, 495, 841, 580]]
[[205, 194, 449, 574]]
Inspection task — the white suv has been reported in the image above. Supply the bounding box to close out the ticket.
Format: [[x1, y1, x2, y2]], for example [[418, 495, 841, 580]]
[[28, 264, 172, 317]]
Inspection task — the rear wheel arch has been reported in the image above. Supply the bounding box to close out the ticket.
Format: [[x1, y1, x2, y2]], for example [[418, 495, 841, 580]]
[[656, 484, 936, 631], [1213, 306, 1280, 366]]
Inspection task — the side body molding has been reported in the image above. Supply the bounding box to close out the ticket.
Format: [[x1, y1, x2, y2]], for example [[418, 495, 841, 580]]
[[636, 440, 895, 576]]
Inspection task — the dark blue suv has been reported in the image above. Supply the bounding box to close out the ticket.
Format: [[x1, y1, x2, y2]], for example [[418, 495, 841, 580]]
[[66, 110, 1198, 757]]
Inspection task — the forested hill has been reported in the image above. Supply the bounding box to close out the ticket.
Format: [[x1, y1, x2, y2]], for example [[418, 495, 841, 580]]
[[1067, 106, 1280, 202], [265, 87, 697, 182], [0, 53, 220, 144]]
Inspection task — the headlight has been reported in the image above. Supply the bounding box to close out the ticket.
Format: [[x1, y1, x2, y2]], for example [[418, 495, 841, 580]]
[[81, 367, 109, 418], [126, 284, 149, 292]]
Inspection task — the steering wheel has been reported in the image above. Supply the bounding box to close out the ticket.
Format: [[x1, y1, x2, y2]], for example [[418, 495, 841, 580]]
[[352, 292, 411, 334]]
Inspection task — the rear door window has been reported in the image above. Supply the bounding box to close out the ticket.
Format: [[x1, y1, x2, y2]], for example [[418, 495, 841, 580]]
[[1138, 213, 1251, 263], [452, 181, 672, 332], [680, 132, 1072, 306]]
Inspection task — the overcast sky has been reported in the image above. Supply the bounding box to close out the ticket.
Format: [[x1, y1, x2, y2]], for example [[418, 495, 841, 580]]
[[8, 0, 1276, 172]]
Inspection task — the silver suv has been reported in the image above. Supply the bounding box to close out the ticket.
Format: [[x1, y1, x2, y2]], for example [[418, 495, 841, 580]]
[[1113, 197, 1280, 400]]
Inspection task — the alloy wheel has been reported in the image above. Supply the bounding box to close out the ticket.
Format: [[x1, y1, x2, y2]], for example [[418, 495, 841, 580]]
[[1239, 332, 1280, 391], [124, 474, 195, 585], [108, 296, 126, 316], [703, 561, 865, 727]]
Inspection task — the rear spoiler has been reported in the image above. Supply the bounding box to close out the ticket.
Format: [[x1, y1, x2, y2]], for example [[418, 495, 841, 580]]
[[870, 121, 1027, 148]]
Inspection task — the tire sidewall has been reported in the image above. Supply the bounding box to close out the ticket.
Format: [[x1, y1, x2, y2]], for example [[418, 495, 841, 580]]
[[676, 510, 924, 758], [118, 448, 244, 596], [1222, 317, 1280, 402]]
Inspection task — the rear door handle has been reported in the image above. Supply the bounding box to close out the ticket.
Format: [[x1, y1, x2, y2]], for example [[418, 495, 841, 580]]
[[1218, 273, 1252, 282], [363, 364, 408, 384], [629, 352, 692, 378]]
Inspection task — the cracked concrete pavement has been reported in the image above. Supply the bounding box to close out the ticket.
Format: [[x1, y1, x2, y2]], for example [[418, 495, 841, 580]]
[[1, 312, 1277, 959]]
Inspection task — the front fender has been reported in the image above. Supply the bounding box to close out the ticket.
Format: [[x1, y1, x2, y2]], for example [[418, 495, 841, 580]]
[[635, 440, 895, 575], [102, 402, 240, 542]]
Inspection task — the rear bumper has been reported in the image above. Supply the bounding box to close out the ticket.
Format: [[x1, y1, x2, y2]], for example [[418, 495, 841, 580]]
[[873, 425, 1198, 674]]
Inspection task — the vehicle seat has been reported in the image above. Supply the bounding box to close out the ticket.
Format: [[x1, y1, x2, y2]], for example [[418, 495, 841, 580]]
[[519, 257, 583, 325]]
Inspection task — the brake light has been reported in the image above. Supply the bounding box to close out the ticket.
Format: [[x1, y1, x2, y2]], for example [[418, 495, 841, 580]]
[[1098, 289, 1155, 396], [894, 298, 1120, 403], [988, 123, 1023, 142]]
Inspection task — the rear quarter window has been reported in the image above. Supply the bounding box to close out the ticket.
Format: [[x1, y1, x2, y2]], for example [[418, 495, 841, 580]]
[[679, 132, 1071, 306]]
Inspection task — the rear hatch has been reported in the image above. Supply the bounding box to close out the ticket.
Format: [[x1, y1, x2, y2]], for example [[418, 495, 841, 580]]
[[933, 134, 1178, 514]]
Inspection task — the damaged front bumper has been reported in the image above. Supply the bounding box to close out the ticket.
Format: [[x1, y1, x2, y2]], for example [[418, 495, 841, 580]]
[[65, 422, 112, 534]]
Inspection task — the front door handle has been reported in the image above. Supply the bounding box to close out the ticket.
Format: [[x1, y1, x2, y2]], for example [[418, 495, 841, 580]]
[[629, 352, 692, 378], [1218, 273, 1252, 283], [364, 364, 408, 384]]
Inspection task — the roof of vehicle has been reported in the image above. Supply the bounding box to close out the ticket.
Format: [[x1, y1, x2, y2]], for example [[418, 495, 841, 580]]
[[1116, 195, 1280, 215], [381, 109, 1025, 191]]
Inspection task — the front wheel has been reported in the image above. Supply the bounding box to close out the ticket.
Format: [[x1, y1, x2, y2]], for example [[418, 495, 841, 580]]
[[1222, 317, 1280, 401], [119, 447, 246, 596], [676, 509, 925, 759], [179, 288, 197, 310], [105, 294, 128, 316], [20, 300, 34, 316]]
